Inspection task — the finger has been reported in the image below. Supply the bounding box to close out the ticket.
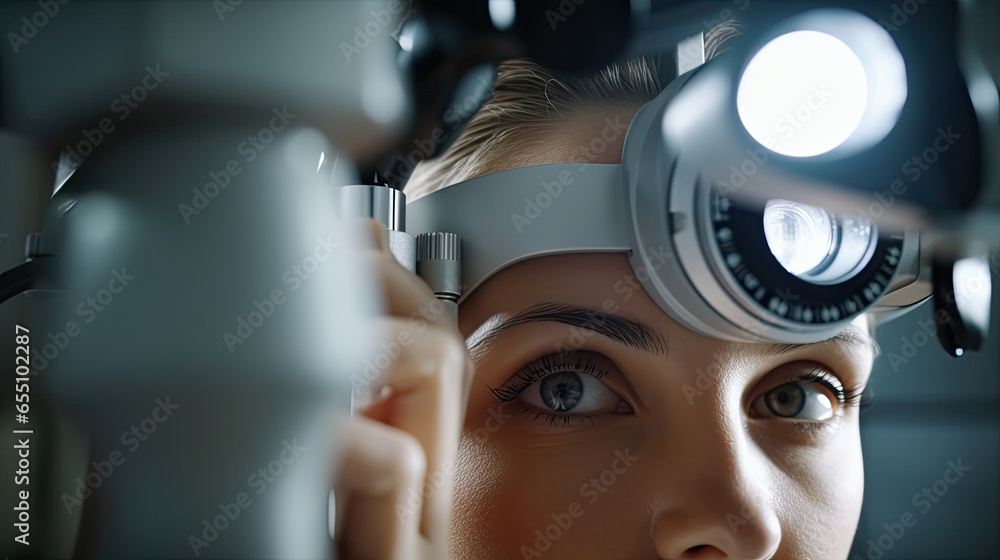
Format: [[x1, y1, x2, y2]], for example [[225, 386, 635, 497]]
[[352, 218, 445, 326], [355, 218, 391, 255], [335, 417, 424, 560], [363, 253, 457, 331], [352, 316, 473, 549]]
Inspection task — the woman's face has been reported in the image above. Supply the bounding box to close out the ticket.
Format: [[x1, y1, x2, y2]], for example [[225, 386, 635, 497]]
[[446, 112, 875, 559]]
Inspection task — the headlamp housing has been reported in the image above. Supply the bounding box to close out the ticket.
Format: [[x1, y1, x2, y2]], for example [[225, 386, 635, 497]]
[[407, 8, 931, 345]]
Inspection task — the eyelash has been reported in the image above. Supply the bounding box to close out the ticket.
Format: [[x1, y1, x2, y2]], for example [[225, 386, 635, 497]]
[[798, 367, 868, 411], [489, 352, 608, 401], [487, 352, 616, 427], [759, 367, 872, 436], [486, 356, 870, 432]]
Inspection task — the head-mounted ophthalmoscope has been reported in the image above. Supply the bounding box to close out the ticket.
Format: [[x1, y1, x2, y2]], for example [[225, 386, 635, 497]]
[[0, 1, 996, 558], [356, 6, 996, 356]]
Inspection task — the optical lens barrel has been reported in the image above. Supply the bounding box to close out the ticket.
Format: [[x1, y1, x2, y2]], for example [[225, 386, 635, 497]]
[[763, 199, 875, 284]]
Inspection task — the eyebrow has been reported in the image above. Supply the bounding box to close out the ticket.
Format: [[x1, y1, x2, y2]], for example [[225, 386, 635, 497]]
[[466, 302, 668, 357], [466, 302, 881, 361]]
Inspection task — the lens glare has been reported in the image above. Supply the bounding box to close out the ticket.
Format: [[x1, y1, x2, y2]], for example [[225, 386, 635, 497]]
[[763, 199, 835, 275], [763, 199, 876, 283], [737, 30, 868, 157]]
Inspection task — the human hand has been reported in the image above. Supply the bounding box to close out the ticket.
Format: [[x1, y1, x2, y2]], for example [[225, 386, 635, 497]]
[[333, 219, 474, 560]]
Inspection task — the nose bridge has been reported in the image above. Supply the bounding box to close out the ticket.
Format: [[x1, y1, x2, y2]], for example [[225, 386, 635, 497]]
[[673, 345, 768, 499], [678, 393, 767, 516], [647, 385, 782, 558]]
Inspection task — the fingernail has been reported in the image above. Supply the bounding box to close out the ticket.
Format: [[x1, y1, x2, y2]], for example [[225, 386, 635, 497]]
[[351, 382, 373, 415], [351, 383, 390, 416], [329, 489, 341, 541]]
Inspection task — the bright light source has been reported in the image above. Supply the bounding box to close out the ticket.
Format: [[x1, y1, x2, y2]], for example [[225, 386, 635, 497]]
[[738, 30, 868, 157], [489, 0, 516, 31], [764, 199, 876, 283], [398, 33, 413, 52], [953, 257, 992, 330], [764, 199, 836, 275]]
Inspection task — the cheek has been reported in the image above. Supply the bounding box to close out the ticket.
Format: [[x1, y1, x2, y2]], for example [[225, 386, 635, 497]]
[[450, 427, 644, 558], [835, 429, 866, 546], [776, 424, 866, 555], [821, 425, 865, 522], [449, 431, 520, 560]]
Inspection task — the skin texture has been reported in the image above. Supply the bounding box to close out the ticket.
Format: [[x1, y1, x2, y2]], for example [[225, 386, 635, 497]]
[[444, 110, 875, 559], [335, 108, 876, 560]]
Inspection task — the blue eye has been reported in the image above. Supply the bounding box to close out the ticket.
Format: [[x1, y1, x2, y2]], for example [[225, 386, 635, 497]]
[[489, 351, 629, 416], [537, 371, 583, 411], [519, 369, 622, 414]]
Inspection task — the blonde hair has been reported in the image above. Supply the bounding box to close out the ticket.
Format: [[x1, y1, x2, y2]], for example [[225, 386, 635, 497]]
[[403, 22, 743, 199]]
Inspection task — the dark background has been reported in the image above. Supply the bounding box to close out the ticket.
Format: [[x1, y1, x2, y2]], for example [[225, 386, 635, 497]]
[[851, 270, 1000, 559]]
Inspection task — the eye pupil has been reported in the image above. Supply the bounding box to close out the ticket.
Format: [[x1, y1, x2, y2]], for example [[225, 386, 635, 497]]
[[540, 371, 584, 412], [765, 382, 806, 417]]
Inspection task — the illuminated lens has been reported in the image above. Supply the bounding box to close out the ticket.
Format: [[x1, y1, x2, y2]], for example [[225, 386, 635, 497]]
[[763, 200, 835, 275], [738, 30, 868, 157], [763, 199, 876, 282]]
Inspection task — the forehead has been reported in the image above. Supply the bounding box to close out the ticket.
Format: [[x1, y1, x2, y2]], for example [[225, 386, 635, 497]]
[[458, 251, 875, 364], [458, 252, 706, 352], [461, 253, 644, 314]]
